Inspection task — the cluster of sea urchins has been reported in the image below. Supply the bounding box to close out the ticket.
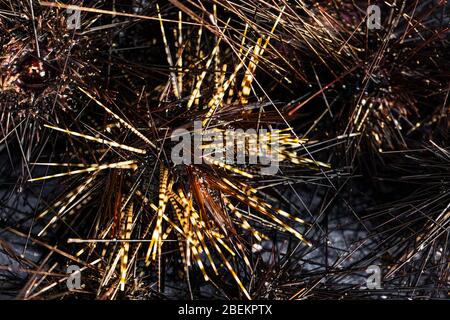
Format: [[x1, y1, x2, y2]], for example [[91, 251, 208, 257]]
[[0, 0, 448, 300]]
